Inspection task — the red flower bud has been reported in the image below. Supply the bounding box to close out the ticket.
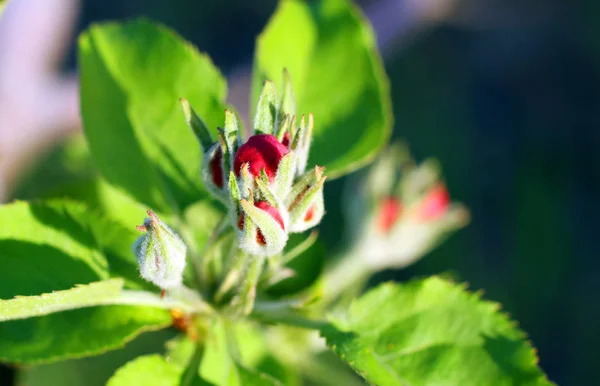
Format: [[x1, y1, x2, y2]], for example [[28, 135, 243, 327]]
[[416, 184, 450, 221], [378, 197, 402, 233], [210, 146, 224, 188], [282, 132, 291, 148], [234, 134, 289, 182], [238, 201, 285, 245]]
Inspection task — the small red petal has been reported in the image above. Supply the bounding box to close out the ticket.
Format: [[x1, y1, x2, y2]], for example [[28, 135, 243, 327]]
[[238, 212, 245, 231], [210, 146, 224, 188], [282, 132, 291, 148], [416, 184, 450, 221], [233, 134, 289, 182], [237, 201, 285, 245], [378, 197, 402, 233], [304, 204, 316, 222], [256, 230, 267, 245], [238, 213, 266, 244], [255, 201, 285, 230]]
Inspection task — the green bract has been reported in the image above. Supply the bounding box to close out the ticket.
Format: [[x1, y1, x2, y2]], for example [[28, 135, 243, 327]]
[[0, 1, 551, 385]]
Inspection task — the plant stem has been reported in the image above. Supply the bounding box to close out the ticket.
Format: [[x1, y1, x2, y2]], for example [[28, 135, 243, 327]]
[[233, 254, 265, 316], [320, 249, 373, 306], [223, 318, 241, 361], [179, 342, 205, 386], [62, 288, 210, 315], [214, 250, 248, 303], [281, 231, 318, 265], [174, 219, 204, 291], [253, 310, 329, 330], [200, 217, 231, 285]]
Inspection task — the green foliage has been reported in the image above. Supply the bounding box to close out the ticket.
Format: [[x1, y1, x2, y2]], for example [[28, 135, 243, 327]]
[[0, 201, 109, 297], [236, 365, 283, 386], [0, 1, 552, 384], [321, 277, 552, 386], [0, 200, 150, 292], [0, 201, 173, 364], [253, 0, 392, 178], [110, 335, 282, 386], [57, 177, 151, 231], [0, 306, 170, 365], [79, 19, 227, 213], [0, 280, 124, 322], [107, 354, 199, 386], [198, 320, 285, 385]]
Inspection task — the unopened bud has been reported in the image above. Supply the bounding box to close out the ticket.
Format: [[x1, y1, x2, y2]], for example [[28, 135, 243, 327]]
[[201, 142, 228, 201], [210, 146, 224, 188], [286, 166, 326, 233], [238, 199, 288, 256], [233, 134, 289, 182], [133, 210, 187, 289], [415, 183, 450, 221], [377, 197, 402, 233], [282, 132, 291, 148]]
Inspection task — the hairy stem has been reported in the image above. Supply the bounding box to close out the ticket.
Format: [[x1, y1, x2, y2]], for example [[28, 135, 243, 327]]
[[215, 250, 249, 303], [232, 254, 265, 316], [320, 250, 373, 306]]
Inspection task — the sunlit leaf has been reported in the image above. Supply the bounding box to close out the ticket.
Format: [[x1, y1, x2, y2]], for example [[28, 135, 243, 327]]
[[79, 19, 227, 212], [253, 0, 392, 178], [321, 277, 552, 385]]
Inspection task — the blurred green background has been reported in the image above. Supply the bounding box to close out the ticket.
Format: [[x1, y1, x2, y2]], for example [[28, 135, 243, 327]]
[[3, 0, 600, 385]]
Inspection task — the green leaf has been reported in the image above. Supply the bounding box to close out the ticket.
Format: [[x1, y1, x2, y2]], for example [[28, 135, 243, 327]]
[[82, 201, 154, 290], [0, 280, 123, 322], [108, 352, 218, 386], [0, 201, 172, 364], [183, 199, 225, 252], [0, 279, 194, 323], [253, 0, 392, 178], [107, 354, 182, 386], [199, 320, 250, 386], [198, 319, 288, 386], [237, 365, 283, 386], [74, 178, 151, 231], [0, 201, 109, 298], [79, 19, 227, 212], [18, 329, 178, 386], [0, 305, 171, 365], [0, 199, 151, 293], [321, 277, 552, 386]]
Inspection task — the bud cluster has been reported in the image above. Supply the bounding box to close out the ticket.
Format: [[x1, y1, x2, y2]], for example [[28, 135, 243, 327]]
[[355, 143, 469, 270], [182, 71, 326, 257]]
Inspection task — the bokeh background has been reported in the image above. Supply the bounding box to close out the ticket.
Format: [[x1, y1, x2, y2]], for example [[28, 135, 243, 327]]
[[1, 0, 599, 385]]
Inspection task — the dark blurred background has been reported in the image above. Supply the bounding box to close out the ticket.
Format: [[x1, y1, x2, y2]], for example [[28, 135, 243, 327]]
[[2, 0, 599, 385]]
